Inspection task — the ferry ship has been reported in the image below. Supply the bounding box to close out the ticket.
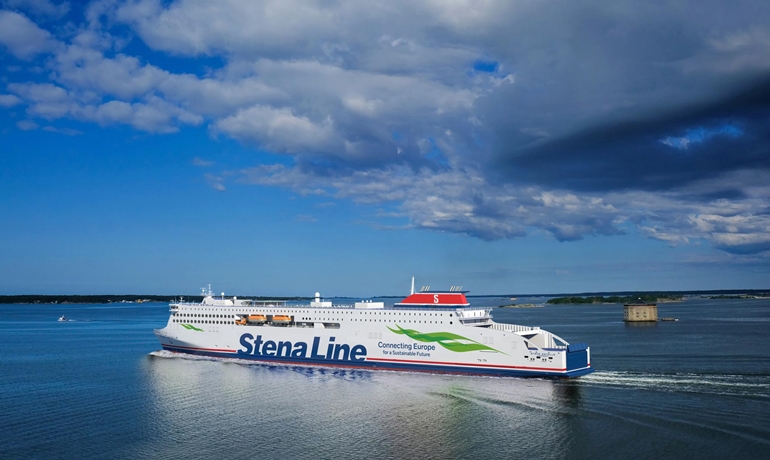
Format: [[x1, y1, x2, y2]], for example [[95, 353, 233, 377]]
[[154, 281, 593, 378]]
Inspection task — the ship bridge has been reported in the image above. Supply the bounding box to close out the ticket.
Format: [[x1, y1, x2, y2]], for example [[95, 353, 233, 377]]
[[393, 287, 492, 326]]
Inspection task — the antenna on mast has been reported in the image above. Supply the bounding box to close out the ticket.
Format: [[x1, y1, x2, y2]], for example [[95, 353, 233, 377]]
[[411, 276, 415, 295]]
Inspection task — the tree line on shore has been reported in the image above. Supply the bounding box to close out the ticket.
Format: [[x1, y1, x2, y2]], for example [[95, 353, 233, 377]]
[[0, 295, 309, 304], [547, 294, 681, 305]]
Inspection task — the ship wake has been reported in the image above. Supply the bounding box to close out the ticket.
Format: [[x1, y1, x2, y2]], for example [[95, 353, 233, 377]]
[[582, 370, 770, 399]]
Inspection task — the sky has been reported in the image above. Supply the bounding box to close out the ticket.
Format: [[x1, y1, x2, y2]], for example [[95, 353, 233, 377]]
[[1, 0, 769, 296]]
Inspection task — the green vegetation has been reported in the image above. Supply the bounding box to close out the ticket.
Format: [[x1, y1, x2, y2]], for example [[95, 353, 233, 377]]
[[0, 295, 181, 304], [547, 293, 683, 305], [0, 295, 309, 304], [497, 303, 542, 308], [707, 295, 744, 300]]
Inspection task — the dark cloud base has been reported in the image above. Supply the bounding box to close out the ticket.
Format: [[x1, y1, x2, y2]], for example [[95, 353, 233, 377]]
[[499, 75, 770, 194]]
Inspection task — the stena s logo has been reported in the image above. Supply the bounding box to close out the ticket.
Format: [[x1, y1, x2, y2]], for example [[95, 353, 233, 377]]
[[434, 294, 439, 304]]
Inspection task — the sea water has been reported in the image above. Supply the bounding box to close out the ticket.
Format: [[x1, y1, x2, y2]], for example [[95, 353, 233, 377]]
[[1, 297, 768, 459]]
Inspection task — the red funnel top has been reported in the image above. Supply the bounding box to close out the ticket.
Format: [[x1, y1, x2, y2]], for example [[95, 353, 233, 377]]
[[395, 292, 470, 307]]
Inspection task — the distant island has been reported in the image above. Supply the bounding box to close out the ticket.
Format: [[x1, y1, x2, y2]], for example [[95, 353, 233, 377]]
[[0, 295, 310, 305], [547, 290, 770, 305], [547, 294, 683, 305], [2, 289, 768, 305], [704, 294, 770, 300]]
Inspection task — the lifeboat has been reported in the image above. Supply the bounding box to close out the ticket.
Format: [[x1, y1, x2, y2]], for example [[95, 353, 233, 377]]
[[247, 314, 267, 324], [272, 315, 292, 325], [235, 317, 247, 325]]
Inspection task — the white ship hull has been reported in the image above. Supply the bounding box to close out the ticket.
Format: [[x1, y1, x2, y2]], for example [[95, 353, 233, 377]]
[[154, 289, 592, 378]]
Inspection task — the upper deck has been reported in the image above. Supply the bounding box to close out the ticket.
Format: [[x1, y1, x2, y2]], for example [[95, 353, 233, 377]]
[[395, 290, 470, 309], [168, 287, 494, 331]]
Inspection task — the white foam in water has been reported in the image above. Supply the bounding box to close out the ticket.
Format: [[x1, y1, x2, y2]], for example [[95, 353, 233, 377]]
[[582, 370, 770, 398], [148, 350, 265, 366]]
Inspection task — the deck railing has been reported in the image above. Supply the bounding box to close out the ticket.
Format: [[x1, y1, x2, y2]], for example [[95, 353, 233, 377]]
[[489, 322, 541, 333], [489, 322, 568, 349]]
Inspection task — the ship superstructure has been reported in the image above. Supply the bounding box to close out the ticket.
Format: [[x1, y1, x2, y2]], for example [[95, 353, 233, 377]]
[[154, 282, 593, 378]]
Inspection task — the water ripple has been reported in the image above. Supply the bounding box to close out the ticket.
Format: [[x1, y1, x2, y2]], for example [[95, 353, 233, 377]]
[[582, 370, 770, 399]]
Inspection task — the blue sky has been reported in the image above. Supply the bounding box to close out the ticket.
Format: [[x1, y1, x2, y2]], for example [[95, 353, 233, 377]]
[[1, 0, 769, 296]]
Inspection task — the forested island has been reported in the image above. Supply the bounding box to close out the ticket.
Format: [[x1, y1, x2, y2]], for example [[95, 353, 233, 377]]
[[3, 290, 768, 305], [0, 295, 310, 304], [547, 294, 682, 305], [546, 290, 770, 304]]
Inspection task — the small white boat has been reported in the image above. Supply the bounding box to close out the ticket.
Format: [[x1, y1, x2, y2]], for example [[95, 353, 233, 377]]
[[58, 315, 69, 322]]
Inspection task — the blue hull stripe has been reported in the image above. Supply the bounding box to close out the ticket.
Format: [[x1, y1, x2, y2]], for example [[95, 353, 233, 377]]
[[160, 345, 593, 378]]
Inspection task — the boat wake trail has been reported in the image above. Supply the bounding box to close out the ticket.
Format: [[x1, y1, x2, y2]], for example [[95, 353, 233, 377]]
[[148, 350, 252, 365], [582, 370, 770, 399]]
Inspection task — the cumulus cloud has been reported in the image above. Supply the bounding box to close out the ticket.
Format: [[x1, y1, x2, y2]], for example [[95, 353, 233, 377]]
[[213, 105, 339, 154], [1, 0, 770, 257], [241, 163, 626, 242], [79, 97, 203, 132], [41, 125, 82, 135], [0, 94, 22, 106], [192, 157, 213, 167], [3, 0, 70, 19], [238, 162, 770, 254], [16, 120, 38, 130], [0, 10, 58, 58], [8, 82, 202, 132], [204, 173, 226, 192]]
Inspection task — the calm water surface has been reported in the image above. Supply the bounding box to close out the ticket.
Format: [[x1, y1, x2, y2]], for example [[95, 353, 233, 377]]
[[1, 297, 769, 459]]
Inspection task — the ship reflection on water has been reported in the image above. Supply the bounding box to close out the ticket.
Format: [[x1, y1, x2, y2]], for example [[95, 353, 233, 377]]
[[552, 379, 584, 408], [143, 352, 587, 459]]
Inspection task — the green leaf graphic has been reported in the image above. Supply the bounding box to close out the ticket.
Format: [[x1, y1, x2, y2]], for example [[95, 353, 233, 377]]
[[387, 325, 503, 354], [180, 323, 204, 332]]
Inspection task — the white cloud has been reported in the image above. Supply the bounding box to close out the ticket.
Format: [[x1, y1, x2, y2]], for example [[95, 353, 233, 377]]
[[79, 97, 203, 132], [16, 120, 38, 130], [213, 105, 339, 154], [8, 82, 69, 102], [3, 0, 70, 19], [0, 10, 59, 58], [237, 162, 770, 253], [640, 226, 690, 245], [53, 44, 171, 100], [113, 0, 341, 57], [342, 96, 383, 118], [0, 94, 22, 106], [41, 125, 82, 135], [240, 163, 625, 241], [192, 157, 214, 167], [8, 81, 202, 132], [204, 173, 226, 192], [8, 82, 73, 118], [1, 0, 769, 259]]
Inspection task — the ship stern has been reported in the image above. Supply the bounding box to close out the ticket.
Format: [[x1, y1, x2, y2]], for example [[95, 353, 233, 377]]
[[564, 343, 593, 377]]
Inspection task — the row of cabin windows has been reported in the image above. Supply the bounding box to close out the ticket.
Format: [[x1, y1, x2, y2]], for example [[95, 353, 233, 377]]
[[173, 319, 230, 324], [179, 310, 452, 318], [177, 313, 234, 318], [179, 308, 458, 316], [173, 318, 452, 325]]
